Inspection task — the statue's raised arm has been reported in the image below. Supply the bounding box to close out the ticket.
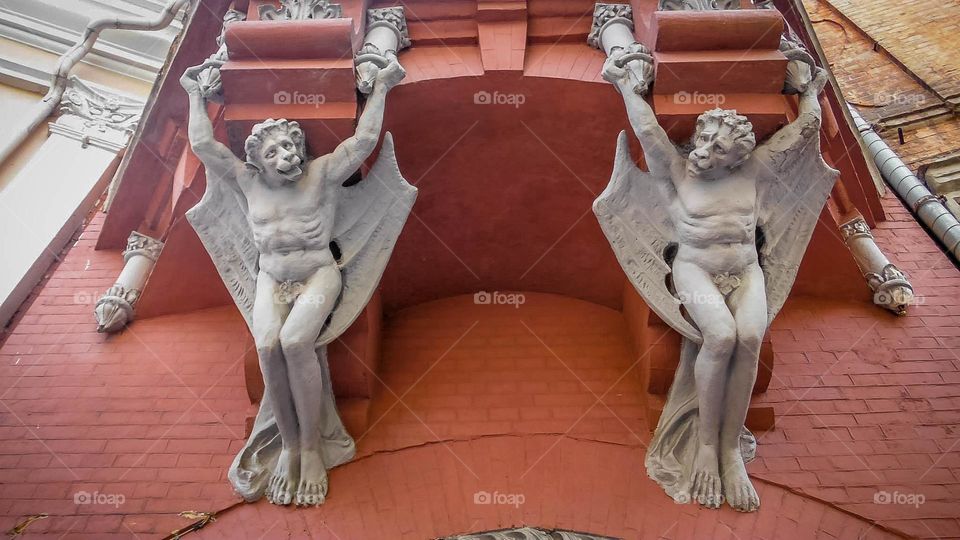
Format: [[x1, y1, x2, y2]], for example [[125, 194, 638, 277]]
[[601, 44, 681, 179], [754, 49, 830, 173], [180, 61, 245, 183], [320, 55, 406, 185]]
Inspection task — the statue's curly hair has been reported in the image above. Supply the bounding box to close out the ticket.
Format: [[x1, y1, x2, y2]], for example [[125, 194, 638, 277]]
[[244, 118, 306, 166], [693, 108, 756, 156]]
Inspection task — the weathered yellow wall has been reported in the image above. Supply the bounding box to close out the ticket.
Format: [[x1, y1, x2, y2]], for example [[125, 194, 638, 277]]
[[0, 36, 156, 192]]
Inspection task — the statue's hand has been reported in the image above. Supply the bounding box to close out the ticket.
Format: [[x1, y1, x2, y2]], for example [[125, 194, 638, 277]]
[[602, 54, 629, 86], [603, 43, 654, 95], [375, 56, 406, 91], [805, 66, 829, 97], [181, 59, 224, 95]]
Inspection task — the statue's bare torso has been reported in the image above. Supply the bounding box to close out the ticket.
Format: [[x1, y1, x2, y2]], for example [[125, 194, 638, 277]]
[[671, 165, 759, 277], [239, 160, 338, 284]]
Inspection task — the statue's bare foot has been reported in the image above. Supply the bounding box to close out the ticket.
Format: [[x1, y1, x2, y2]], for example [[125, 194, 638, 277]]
[[295, 449, 328, 506], [721, 451, 760, 512], [691, 443, 723, 508], [266, 448, 299, 505]]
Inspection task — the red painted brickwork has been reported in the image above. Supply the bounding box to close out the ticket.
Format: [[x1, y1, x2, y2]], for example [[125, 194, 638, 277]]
[[3, 197, 956, 537]]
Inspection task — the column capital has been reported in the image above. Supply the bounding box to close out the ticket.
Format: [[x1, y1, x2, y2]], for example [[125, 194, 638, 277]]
[[588, 3, 634, 50]]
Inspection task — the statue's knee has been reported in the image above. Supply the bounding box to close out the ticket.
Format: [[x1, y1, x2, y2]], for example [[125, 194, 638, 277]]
[[254, 327, 281, 357], [737, 331, 764, 356], [702, 323, 737, 358], [279, 330, 315, 360]]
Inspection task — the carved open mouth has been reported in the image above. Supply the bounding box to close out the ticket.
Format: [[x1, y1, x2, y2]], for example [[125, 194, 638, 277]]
[[277, 166, 303, 179]]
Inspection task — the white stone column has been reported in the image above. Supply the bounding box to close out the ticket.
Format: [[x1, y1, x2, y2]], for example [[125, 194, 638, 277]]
[[840, 216, 915, 315], [0, 77, 142, 327], [355, 7, 411, 94], [588, 4, 654, 95], [94, 231, 163, 332]]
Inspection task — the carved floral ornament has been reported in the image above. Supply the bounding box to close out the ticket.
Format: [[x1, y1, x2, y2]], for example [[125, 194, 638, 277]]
[[259, 0, 342, 20], [588, 3, 634, 49], [59, 78, 141, 135], [658, 0, 740, 9], [124, 231, 164, 262], [840, 217, 873, 241], [366, 6, 412, 50]]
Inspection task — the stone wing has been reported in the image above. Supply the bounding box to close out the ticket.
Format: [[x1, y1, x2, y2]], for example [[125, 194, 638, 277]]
[[755, 129, 839, 326], [593, 130, 701, 343], [319, 132, 417, 345], [186, 172, 259, 330]]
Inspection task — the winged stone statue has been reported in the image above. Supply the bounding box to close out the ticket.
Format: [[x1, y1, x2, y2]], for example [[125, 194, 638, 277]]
[[593, 45, 837, 512], [180, 56, 416, 507]]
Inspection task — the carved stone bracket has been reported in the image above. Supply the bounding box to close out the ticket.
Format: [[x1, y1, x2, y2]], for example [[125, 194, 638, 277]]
[[658, 0, 740, 10], [589, 4, 653, 96], [587, 3, 633, 50], [52, 77, 143, 152], [840, 217, 915, 315], [355, 7, 411, 94], [259, 0, 342, 21], [94, 232, 164, 333], [197, 9, 246, 102]]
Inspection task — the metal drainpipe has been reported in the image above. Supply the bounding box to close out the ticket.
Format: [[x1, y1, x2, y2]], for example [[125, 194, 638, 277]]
[[848, 105, 960, 260], [0, 0, 193, 166]]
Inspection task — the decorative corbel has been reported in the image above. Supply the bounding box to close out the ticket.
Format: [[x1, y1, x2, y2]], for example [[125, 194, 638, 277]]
[[196, 9, 246, 102], [588, 4, 653, 96], [840, 216, 915, 315], [94, 232, 163, 333], [355, 7, 411, 94]]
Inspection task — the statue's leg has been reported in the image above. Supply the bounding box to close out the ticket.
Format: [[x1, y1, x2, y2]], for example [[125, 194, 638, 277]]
[[252, 271, 299, 506], [278, 264, 342, 506], [720, 263, 765, 512], [672, 260, 736, 509]]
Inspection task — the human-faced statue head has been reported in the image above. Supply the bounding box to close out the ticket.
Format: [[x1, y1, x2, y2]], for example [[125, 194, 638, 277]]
[[244, 119, 307, 184], [687, 109, 756, 179]]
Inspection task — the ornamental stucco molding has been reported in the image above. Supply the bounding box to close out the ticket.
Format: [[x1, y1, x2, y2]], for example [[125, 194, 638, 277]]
[[196, 9, 247, 102], [587, 3, 634, 50], [259, 0, 342, 20], [51, 77, 143, 151], [658, 0, 740, 9], [588, 4, 653, 96], [355, 7, 411, 94], [839, 216, 915, 315], [94, 231, 163, 333]]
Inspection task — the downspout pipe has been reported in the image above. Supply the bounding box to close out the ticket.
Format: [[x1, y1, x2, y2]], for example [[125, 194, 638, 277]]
[[848, 105, 960, 260], [0, 0, 192, 166]]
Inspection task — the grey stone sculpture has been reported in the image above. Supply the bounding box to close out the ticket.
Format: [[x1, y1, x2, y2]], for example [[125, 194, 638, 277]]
[[594, 47, 837, 512], [180, 57, 416, 506], [195, 9, 246, 102], [94, 231, 163, 333]]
